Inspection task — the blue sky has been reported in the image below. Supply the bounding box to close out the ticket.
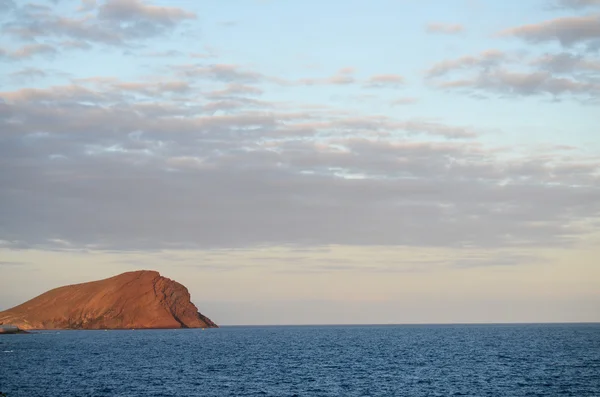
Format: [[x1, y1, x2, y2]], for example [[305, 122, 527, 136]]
[[1, 0, 598, 149], [0, 0, 599, 324]]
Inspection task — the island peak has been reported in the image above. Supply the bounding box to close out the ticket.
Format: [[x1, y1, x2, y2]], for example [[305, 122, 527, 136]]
[[0, 271, 217, 330]]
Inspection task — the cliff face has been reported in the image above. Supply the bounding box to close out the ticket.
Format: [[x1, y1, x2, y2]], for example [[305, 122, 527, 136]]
[[0, 270, 217, 330]]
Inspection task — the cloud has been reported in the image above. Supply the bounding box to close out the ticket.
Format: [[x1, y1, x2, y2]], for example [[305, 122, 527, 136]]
[[0, 44, 57, 60], [2, 0, 196, 45], [298, 68, 356, 86], [0, 79, 598, 251], [0, 261, 28, 267], [532, 52, 600, 73], [426, 50, 506, 77], [426, 49, 600, 100], [281, 116, 478, 139], [438, 69, 600, 97], [9, 67, 48, 82], [0, 0, 16, 12], [337, 67, 356, 74], [190, 52, 214, 59], [189, 46, 219, 59], [177, 64, 400, 90], [207, 83, 264, 98], [395, 120, 478, 138], [452, 253, 542, 268], [426, 23, 464, 34], [202, 98, 271, 113], [551, 0, 600, 9], [499, 15, 600, 48], [219, 20, 238, 27], [113, 80, 191, 94], [364, 74, 405, 88], [176, 63, 265, 83], [78, 0, 97, 12], [141, 49, 184, 58], [60, 40, 93, 50], [98, 0, 196, 26]]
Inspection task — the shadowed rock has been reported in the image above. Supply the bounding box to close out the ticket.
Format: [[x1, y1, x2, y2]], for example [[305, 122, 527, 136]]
[[0, 270, 217, 330]]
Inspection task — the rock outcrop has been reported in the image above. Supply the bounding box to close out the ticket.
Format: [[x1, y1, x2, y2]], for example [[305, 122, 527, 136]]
[[0, 270, 217, 330]]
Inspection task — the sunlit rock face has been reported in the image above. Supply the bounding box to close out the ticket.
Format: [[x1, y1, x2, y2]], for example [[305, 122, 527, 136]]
[[0, 270, 217, 330]]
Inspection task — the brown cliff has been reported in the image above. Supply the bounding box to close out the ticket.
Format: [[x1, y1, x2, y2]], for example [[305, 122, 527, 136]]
[[0, 270, 217, 330]]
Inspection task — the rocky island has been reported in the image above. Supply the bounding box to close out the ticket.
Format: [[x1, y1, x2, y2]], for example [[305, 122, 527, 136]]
[[0, 270, 217, 330]]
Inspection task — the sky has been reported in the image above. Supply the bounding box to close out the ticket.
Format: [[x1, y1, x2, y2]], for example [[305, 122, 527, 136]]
[[0, 0, 599, 325]]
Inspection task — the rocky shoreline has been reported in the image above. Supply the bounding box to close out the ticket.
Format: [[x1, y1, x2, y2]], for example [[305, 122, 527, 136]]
[[0, 325, 29, 334]]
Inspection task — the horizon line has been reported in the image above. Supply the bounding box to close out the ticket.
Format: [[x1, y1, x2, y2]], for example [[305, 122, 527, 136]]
[[217, 321, 600, 327]]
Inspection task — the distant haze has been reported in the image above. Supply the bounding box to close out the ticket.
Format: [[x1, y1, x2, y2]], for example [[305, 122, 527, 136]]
[[0, 0, 599, 325]]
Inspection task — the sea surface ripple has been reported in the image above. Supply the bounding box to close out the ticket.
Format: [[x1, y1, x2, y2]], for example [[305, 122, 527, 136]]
[[1, 324, 599, 396]]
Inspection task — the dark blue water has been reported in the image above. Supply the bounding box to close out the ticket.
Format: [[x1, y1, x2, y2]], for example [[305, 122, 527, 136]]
[[1, 324, 599, 396]]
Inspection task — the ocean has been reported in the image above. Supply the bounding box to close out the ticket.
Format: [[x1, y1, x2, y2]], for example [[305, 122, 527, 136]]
[[1, 324, 599, 396]]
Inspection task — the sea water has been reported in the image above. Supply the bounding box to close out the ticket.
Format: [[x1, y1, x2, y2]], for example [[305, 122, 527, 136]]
[[1, 324, 599, 396]]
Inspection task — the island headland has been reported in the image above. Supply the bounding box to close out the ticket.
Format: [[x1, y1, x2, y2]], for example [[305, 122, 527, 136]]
[[0, 270, 217, 330]]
